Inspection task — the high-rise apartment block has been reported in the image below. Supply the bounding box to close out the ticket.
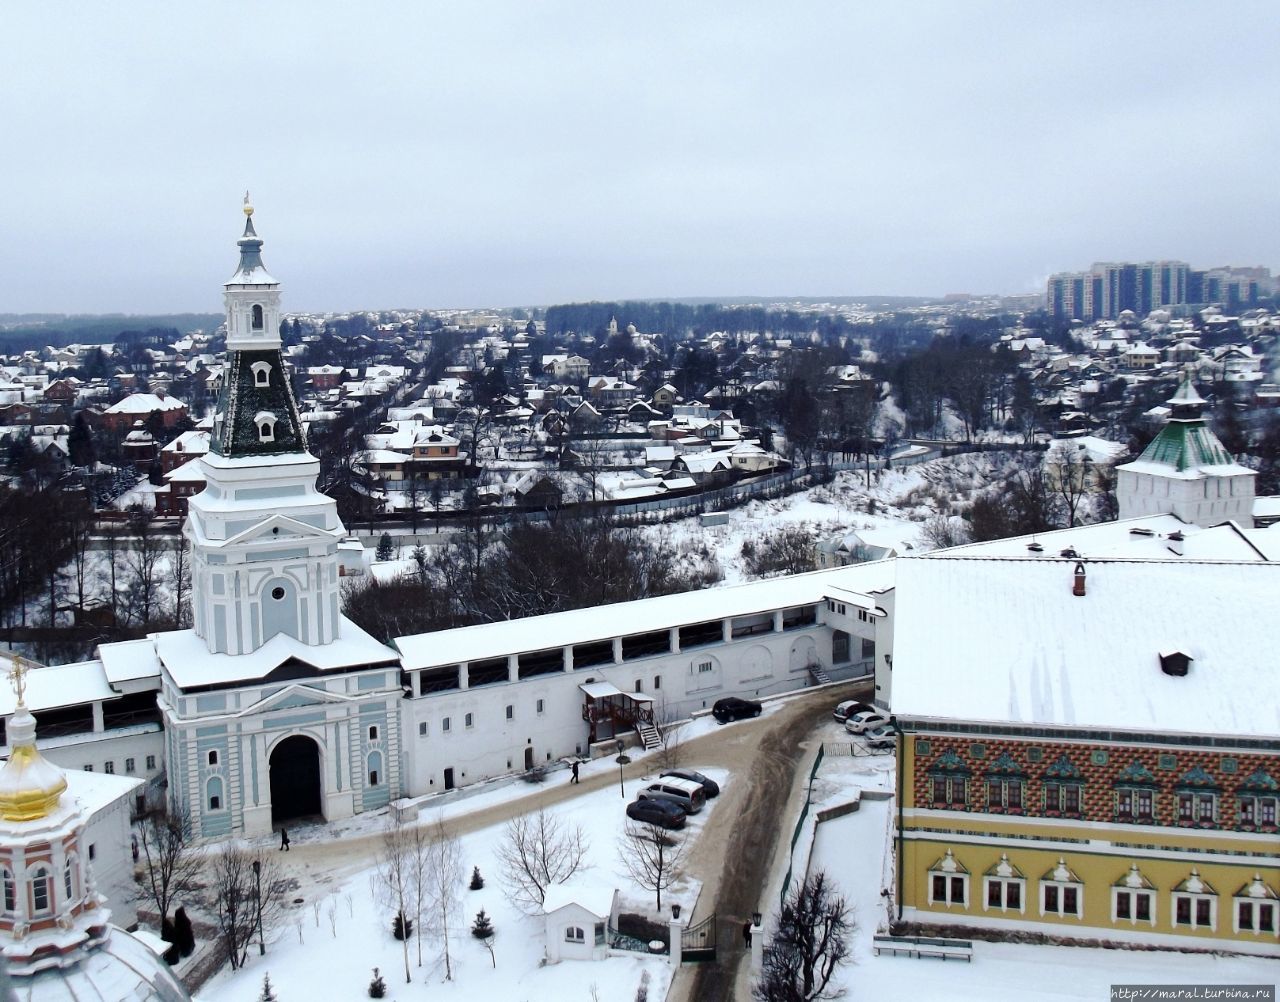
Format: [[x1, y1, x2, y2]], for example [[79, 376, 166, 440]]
[[1047, 261, 1272, 321]]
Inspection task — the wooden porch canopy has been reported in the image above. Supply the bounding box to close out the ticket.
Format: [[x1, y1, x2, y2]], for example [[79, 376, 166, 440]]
[[579, 681, 655, 743]]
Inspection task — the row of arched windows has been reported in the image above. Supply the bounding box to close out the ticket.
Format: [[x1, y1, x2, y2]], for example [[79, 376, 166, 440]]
[[1, 857, 78, 917]]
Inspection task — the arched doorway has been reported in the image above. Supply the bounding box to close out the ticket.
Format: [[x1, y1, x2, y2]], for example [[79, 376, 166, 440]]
[[269, 734, 323, 824]]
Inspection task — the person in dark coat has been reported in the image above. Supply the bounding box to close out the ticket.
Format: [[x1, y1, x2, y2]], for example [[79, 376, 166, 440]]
[[742, 920, 753, 947], [571, 760, 580, 784], [280, 827, 290, 851]]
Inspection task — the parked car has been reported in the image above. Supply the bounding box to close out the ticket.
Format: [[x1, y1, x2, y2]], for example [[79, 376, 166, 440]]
[[626, 797, 687, 830], [637, 777, 706, 814], [861, 724, 897, 751], [844, 709, 892, 735], [712, 697, 762, 723], [833, 699, 876, 722], [660, 768, 720, 798]]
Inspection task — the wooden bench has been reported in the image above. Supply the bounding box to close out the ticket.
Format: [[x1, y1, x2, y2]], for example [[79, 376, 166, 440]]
[[873, 934, 973, 962]]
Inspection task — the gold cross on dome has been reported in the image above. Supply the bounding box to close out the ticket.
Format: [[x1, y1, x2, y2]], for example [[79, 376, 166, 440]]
[[6, 654, 28, 707]]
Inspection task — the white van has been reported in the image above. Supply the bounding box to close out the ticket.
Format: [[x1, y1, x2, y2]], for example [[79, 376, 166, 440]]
[[636, 777, 707, 815]]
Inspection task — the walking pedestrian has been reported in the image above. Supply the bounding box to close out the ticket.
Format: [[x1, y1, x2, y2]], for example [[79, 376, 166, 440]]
[[571, 760, 580, 784], [742, 920, 752, 947], [279, 827, 290, 851]]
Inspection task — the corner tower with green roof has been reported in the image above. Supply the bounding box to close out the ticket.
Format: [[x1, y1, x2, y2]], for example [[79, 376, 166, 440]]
[[1116, 374, 1255, 527], [185, 198, 347, 656]]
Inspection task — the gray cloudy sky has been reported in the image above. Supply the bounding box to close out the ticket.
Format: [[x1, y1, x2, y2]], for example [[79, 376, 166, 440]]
[[4, 2, 1277, 313]]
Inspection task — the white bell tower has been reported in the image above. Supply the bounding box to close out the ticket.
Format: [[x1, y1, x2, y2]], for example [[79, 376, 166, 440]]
[[185, 198, 346, 656]]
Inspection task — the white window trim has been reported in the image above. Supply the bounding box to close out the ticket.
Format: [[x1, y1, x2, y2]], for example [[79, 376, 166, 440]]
[[1233, 898, 1278, 937], [982, 876, 1026, 914], [1171, 892, 1217, 932], [564, 926, 585, 943], [926, 870, 969, 908], [1039, 880, 1084, 919], [1110, 887, 1156, 926]]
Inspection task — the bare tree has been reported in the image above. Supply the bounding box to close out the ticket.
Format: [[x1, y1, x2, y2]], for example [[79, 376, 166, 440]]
[[135, 799, 202, 926], [122, 507, 165, 628], [754, 871, 853, 1002], [100, 521, 123, 628], [619, 822, 687, 911], [422, 815, 462, 981], [169, 534, 191, 628], [408, 820, 430, 968], [496, 808, 590, 913], [653, 699, 686, 771], [376, 815, 414, 983], [1047, 442, 1091, 528], [209, 844, 287, 970]]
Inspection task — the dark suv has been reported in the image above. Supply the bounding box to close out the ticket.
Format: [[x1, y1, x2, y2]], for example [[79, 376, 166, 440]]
[[626, 797, 687, 830], [712, 697, 763, 724]]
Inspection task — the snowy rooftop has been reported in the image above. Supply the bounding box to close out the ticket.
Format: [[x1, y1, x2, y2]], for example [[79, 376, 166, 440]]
[[155, 617, 398, 690], [98, 638, 163, 685], [892, 556, 1280, 739], [396, 561, 894, 670], [104, 392, 185, 414], [542, 882, 616, 918], [933, 515, 1272, 562], [0, 660, 114, 717]]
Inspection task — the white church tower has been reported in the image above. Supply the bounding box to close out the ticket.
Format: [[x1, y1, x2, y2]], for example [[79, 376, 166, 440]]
[[187, 196, 346, 655], [1116, 374, 1256, 527]]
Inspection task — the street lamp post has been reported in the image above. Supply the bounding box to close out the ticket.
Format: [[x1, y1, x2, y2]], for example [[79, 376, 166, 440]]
[[251, 858, 264, 956], [614, 739, 630, 799]]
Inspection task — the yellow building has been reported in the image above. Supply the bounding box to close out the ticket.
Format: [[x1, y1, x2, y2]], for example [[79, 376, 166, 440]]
[[888, 555, 1279, 955]]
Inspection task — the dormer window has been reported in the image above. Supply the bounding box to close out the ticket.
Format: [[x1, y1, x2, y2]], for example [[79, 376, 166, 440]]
[[251, 361, 272, 387], [252, 304, 264, 330], [255, 411, 278, 443]]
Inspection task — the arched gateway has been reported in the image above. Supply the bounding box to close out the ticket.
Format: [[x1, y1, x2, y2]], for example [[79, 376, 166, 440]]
[[269, 734, 323, 824]]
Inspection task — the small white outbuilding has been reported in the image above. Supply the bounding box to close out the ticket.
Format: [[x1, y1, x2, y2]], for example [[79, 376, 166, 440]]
[[542, 884, 618, 963]]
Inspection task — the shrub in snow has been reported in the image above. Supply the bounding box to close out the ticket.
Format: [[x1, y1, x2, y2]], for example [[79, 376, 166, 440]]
[[173, 906, 195, 957], [392, 910, 413, 941], [375, 533, 393, 561], [469, 866, 484, 890], [258, 973, 278, 1002], [367, 967, 387, 999], [471, 909, 494, 940]]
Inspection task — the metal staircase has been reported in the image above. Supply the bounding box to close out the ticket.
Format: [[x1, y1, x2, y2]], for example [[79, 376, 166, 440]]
[[809, 664, 832, 685]]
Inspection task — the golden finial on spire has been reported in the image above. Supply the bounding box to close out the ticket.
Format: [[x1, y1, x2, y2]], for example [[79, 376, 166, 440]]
[[243, 190, 254, 217], [6, 653, 28, 709]]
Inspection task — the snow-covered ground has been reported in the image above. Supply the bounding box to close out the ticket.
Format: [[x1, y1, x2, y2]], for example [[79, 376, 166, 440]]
[[195, 761, 730, 1002]]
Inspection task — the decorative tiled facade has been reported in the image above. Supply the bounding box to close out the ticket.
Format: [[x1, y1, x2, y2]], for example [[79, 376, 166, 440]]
[[911, 735, 1277, 833]]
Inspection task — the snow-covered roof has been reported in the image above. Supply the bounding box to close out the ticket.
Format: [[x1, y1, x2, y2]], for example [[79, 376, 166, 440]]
[[0, 660, 114, 717], [892, 556, 1280, 739], [542, 883, 616, 919], [155, 617, 398, 690], [396, 561, 894, 671], [934, 515, 1270, 562], [164, 456, 207, 483], [104, 393, 185, 414], [98, 638, 164, 685]]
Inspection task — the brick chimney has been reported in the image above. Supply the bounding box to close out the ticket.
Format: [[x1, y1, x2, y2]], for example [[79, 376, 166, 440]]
[[1072, 561, 1086, 597]]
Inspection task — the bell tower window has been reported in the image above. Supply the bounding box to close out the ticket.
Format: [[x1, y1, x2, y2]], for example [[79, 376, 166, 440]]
[[251, 361, 272, 387], [252, 304, 264, 330], [255, 411, 278, 443]]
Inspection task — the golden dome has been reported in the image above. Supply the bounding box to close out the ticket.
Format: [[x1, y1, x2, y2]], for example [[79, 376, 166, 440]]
[[0, 658, 68, 822]]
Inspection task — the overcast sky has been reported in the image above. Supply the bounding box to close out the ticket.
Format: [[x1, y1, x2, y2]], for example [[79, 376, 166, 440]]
[[4, 2, 1277, 314]]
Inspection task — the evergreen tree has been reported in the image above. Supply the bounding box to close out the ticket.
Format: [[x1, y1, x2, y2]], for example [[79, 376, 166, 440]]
[[391, 910, 413, 941], [471, 909, 494, 940], [368, 967, 387, 999], [376, 532, 394, 562], [173, 906, 195, 957], [258, 973, 278, 1002], [469, 866, 484, 890], [68, 413, 95, 467]]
